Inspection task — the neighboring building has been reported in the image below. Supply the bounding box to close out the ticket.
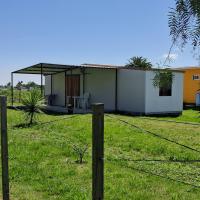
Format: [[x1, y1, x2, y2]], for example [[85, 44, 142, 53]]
[[12, 63, 184, 115], [176, 67, 200, 105]]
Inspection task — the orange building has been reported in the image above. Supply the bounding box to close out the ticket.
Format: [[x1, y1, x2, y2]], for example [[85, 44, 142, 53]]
[[177, 67, 200, 105]]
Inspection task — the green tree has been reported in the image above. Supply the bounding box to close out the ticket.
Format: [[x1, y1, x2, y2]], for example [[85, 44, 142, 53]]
[[6, 82, 11, 88], [22, 90, 44, 125], [169, 0, 200, 48], [16, 81, 23, 103], [126, 56, 152, 69], [25, 81, 40, 90]]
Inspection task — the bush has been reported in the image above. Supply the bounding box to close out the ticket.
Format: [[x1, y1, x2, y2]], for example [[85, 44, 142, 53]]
[[21, 90, 44, 125]]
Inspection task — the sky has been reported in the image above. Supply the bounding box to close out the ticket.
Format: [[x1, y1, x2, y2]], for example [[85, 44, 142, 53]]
[[0, 0, 199, 85]]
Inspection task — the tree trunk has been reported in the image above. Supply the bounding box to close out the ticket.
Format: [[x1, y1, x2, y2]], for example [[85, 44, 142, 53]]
[[30, 113, 34, 125]]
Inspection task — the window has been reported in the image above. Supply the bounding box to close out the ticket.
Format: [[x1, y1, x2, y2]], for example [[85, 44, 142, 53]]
[[192, 75, 200, 80], [159, 83, 172, 96]]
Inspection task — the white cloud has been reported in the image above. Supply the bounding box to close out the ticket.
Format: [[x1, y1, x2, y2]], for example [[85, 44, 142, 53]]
[[162, 53, 178, 61]]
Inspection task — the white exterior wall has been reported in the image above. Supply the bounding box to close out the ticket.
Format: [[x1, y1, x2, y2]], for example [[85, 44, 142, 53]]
[[45, 75, 51, 95], [52, 72, 65, 106], [45, 68, 116, 110], [145, 71, 183, 114], [117, 69, 146, 113], [44, 67, 184, 115], [84, 68, 116, 111]]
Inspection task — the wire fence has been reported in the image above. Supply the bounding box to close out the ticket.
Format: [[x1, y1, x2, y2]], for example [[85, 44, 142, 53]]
[[105, 114, 200, 154], [104, 114, 200, 189], [9, 113, 200, 190], [2, 101, 200, 199]]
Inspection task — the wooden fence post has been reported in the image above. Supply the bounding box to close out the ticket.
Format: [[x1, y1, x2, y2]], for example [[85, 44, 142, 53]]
[[92, 103, 104, 200], [0, 96, 9, 200]]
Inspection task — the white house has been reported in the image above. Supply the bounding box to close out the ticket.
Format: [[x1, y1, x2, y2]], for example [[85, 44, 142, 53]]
[[12, 63, 184, 115]]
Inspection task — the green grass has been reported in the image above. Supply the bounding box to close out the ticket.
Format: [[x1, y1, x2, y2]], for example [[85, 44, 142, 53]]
[[142, 109, 200, 123], [3, 109, 200, 199]]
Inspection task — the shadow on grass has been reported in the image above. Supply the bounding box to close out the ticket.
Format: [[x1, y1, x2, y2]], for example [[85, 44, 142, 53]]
[[13, 122, 38, 128], [13, 115, 79, 129]]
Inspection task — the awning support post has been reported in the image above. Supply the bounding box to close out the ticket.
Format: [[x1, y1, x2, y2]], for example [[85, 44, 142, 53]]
[[11, 73, 14, 107], [40, 64, 43, 96]]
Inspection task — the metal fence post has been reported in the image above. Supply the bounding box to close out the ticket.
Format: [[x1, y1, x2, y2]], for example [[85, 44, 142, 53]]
[[0, 96, 9, 200], [92, 103, 104, 200]]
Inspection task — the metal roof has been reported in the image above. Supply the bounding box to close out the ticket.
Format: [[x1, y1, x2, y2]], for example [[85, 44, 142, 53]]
[[12, 63, 121, 75], [12, 62, 184, 75], [12, 63, 85, 75], [174, 66, 200, 70]]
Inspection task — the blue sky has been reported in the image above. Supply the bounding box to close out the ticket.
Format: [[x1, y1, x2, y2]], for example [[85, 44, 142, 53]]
[[0, 0, 199, 85]]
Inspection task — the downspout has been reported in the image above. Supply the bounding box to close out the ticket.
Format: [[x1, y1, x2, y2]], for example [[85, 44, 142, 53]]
[[51, 74, 53, 96], [82, 68, 85, 95], [40, 63, 43, 96], [11, 73, 14, 106], [65, 71, 67, 107], [70, 66, 73, 101], [115, 69, 118, 112]]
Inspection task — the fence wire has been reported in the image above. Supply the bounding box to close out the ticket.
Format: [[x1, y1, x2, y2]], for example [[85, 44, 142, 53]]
[[104, 114, 200, 189], [7, 111, 200, 195], [105, 114, 200, 154]]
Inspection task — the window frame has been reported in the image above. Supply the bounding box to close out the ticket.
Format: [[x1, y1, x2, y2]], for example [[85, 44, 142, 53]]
[[192, 75, 200, 80], [159, 82, 172, 97]]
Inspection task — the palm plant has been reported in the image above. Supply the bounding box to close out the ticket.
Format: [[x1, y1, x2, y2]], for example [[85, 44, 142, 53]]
[[126, 56, 152, 69], [22, 89, 44, 125]]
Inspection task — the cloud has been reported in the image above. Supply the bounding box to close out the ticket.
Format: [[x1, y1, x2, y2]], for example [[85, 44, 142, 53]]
[[162, 53, 178, 61]]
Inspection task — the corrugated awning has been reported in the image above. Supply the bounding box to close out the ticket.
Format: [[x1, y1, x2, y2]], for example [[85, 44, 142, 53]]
[[12, 63, 121, 75], [12, 63, 83, 75], [12, 62, 184, 75]]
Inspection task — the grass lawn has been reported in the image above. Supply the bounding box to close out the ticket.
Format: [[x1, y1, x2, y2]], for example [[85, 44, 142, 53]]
[[2, 109, 200, 199], [141, 109, 200, 124]]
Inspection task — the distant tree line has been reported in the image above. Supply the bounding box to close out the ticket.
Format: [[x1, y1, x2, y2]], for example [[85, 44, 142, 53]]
[[0, 81, 41, 90]]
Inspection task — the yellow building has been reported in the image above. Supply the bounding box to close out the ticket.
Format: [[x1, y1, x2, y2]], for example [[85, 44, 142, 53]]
[[177, 67, 200, 105]]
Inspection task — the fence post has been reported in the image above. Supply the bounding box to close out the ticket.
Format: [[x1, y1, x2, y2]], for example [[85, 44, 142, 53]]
[[0, 96, 9, 200], [92, 103, 104, 200]]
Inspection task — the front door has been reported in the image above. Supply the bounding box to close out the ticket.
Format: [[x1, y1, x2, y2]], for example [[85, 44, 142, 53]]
[[66, 75, 80, 105]]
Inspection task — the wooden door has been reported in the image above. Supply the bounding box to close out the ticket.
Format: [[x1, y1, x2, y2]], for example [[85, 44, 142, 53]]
[[66, 75, 80, 105]]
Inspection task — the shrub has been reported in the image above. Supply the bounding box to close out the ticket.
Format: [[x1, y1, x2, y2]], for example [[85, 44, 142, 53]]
[[21, 89, 44, 125]]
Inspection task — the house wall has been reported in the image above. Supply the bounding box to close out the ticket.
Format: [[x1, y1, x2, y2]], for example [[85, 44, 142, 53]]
[[84, 68, 116, 111], [145, 71, 183, 114], [44, 75, 51, 95], [117, 69, 146, 113], [51, 72, 65, 106], [182, 69, 200, 104], [44, 67, 183, 115], [45, 68, 116, 111]]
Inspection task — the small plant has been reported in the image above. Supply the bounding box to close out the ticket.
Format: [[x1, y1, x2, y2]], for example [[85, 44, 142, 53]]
[[153, 69, 174, 88], [72, 142, 88, 164], [21, 89, 44, 125]]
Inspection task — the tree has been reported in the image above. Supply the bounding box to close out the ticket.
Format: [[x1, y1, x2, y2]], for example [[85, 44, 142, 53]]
[[169, 0, 200, 49], [25, 81, 40, 90], [6, 82, 11, 88], [21, 89, 44, 125], [126, 56, 152, 69], [16, 81, 23, 103]]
